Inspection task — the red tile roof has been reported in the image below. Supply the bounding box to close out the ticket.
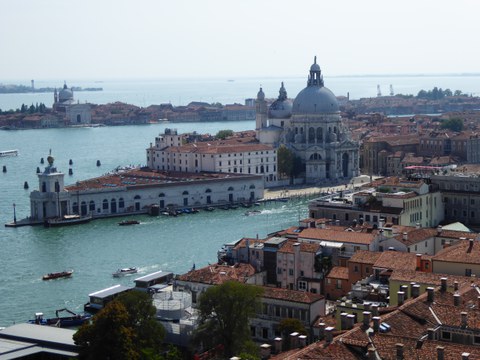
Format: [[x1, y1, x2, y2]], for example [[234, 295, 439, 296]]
[[299, 228, 375, 245], [433, 239, 480, 265], [262, 286, 324, 304], [176, 263, 256, 285], [373, 251, 418, 271], [326, 266, 349, 280], [348, 250, 382, 265]]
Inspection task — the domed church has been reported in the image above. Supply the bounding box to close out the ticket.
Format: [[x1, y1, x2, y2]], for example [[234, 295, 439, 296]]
[[256, 57, 359, 184]]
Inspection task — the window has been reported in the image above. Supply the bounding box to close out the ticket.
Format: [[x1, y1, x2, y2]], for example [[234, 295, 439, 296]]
[[89, 201, 95, 211], [298, 281, 307, 291], [336, 280, 342, 289], [466, 268, 472, 277], [277, 268, 282, 274], [441, 331, 451, 341], [289, 269, 294, 276], [102, 199, 109, 210], [354, 265, 359, 273]]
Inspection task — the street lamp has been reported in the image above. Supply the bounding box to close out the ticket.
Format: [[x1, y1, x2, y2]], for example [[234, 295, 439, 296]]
[[13, 203, 16, 224]]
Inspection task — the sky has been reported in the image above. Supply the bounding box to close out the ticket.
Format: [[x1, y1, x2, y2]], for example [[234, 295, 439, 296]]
[[1, 0, 479, 80]]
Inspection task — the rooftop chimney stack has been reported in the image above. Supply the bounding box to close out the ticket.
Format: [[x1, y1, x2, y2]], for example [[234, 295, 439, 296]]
[[372, 316, 380, 332], [462, 353, 471, 360], [401, 285, 409, 299], [468, 238, 474, 253], [318, 323, 326, 339], [440, 277, 447, 292], [437, 346, 445, 360], [428, 328, 435, 340], [298, 335, 307, 348], [397, 291, 405, 306], [273, 337, 282, 354], [340, 312, 348, 330], [325, 326, 334, 344], [412, 284, 420, 298], [396, 343, 404, 360], [403, 232, 408, 240], [454, 293, 461, 306], [260, 344, 272, 359], [454, 281, 459, 291], [347, 314, 356, 329], [289, 332, 299, 349], [427, 287, 435, 302], [416, 222, 421, 229], [363, 311, 372, 328], [437, 225, 443, 235], [371, 304, 379, 316], [363, 302, 371, 311], [368, 347, 376, 360]]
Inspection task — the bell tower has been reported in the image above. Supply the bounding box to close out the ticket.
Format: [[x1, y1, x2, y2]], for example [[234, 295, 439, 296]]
[[255, 87, 267, 131]]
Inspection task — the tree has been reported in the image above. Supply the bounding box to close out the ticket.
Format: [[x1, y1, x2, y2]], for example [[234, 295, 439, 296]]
[[277, 145, 294, 179], [440, 117, 464, 132], [194, 281, 263, 358], [215, 129, 233, 140], [74, 291, 165, 360]]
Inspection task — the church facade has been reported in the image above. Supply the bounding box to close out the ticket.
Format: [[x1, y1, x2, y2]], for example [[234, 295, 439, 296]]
[[256, 58, 360, 184], [53, 83, 91, 125]]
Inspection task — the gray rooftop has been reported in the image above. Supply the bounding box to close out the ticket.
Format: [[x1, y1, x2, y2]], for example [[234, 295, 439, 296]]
[[134, 271, 173, 283], [89, 284, 131, 298]]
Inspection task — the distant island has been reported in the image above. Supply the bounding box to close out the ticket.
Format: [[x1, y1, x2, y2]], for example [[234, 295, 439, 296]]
[[0, 84, 102, 94]]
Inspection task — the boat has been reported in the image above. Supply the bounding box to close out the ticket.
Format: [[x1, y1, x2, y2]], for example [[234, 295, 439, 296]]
[[0, 149, 18, 157], [204, 207, 215, 212], [118, 220, 140, 226], [112, 267, 138, 277], [245, 210, 261, 216], [28, 308, 91, 328], [42, 270, 73, 281], [44, 214, 92, 227]]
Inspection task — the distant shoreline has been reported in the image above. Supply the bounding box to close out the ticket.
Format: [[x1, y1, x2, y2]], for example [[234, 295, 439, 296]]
[[0, 85, 102, 94]]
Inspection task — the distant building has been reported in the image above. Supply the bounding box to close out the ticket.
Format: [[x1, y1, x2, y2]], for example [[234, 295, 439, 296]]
[[53, 82, 91, 125]]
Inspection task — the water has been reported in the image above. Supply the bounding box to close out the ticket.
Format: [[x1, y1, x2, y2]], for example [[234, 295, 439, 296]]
[[1, 74, 480, 111], [0, 122, 310, 327]]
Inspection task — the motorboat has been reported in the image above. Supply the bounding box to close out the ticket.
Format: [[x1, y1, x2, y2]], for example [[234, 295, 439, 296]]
[[245, 210, 261, 216], [0, 149, 18, 157], [42, 270, 73, 281], [44, 214, 92, 227], [29, 308, 91, 328], [112, 267, 138, 277], [118, 220, 140, 226]]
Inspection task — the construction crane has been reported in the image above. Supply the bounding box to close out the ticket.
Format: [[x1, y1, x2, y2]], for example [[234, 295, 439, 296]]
[[377, 85, 382, 97], [390, 84, 394, 96]]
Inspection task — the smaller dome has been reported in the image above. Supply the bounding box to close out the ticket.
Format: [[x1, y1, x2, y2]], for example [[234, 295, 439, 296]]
[[268, 99, 292, 119], [58, 83, 73, 102], [310, 63, 321, 72], [257, 87, 265, 101]]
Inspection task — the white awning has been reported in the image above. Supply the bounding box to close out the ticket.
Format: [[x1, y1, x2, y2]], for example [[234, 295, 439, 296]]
[[319, 241, 344, 248]]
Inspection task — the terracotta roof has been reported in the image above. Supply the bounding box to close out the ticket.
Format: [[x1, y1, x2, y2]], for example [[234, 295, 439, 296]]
[[348, 250, 382, 265], [166, 142, 274, 154], [390, 269, 480, 289], [433, 239, 480, 265], [278, 240, 321, 254], [270, 340, 358, 360], [176, 263, 256, 285], [373, 251, 418, 271], [326, 266, 349, 280], [298, 228, 375, 245], [261, 286, 324, 304]]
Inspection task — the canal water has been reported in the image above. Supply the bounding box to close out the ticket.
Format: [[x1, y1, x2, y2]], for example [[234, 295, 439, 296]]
[[0, 121, 310, 326]]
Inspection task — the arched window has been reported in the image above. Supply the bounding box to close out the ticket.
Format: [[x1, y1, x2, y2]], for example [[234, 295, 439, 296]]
[[205, 189, 212, 193], [72, 202, 78, 214], [103, 199, 109, 210], [182, 191, 189, 195], [228, 187, 234, 191], [119, 198, 125, 208], [310, 153, 322, 160], [249, 184, 255, 189], [159, 193, 165, 198], [316, 127, 323, 141], [89, 200, 95, 211], [134, 195, 141, 200], [81, 201, 87, 215], [260, 165, 265, 173], [54, 181, 60, 192], [308, 127, 315, 142]]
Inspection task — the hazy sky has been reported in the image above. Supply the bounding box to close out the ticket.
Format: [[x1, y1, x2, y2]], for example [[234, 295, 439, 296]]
[[1, 0, 478, 80]]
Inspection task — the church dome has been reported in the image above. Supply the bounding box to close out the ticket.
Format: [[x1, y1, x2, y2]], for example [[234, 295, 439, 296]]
[[59, 83, 73, 102], [292, 57, 339, 115], [257, 87, 265, 101], [268, 82, 292, 119]]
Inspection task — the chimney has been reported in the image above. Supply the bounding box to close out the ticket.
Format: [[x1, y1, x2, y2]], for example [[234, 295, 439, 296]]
[[437, 346, 445, 360], [454, 293, 461, 306], [401, 285, 409, 299], [335, 219, 340, 226], [372, 316, 380, 332], [396, 343, 404, 360], [367, 347, 376, 360], [317, 323, 326, 339], [416, 254, 422, 270], [416, 222, 421, 229], [468, 238, 474, 253], [289, 332, 299, 349], [363, 302, 371, 312], [437, 225, 443, 235], [260, 344, 271, 359], [462, 353, 471, 360], [371, 304, 379, 316], [340, 312, 348, 330], [379, 218, 384, 228], [273, 337, 282, 354], [298, 335, 307, 348], [363, 311, 372, 328], [325, 326, 334, 344], [427, 328, 435, 340], [440, 277, 447, 292], [347, 314, 356, 329], [461, 312, 468, 328], [397, 291, 405, 306], [320, 222, 326, 229], [412, 284, 420, 298], [454, 281, 459, 291], [403, 232, 408, 240], [427, 287, 435, 302]]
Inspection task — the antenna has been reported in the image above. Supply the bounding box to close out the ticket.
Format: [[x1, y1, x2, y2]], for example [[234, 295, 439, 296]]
[[377, 85, 382, 97]]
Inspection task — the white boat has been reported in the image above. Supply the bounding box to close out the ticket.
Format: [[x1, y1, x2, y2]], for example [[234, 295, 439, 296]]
[[0, 149, 18, 157], [44, 214, 92, 227], [112, 267, 138, 277]]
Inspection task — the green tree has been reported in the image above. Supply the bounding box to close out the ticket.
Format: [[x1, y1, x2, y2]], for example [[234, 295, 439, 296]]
[[215, 129, 234, 139], [194, 281, 263, 358], [440, 117, 464, 132], [277, 145, 294, 179], [278, 318, 307, 350], [74, 291, 165, 360]]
